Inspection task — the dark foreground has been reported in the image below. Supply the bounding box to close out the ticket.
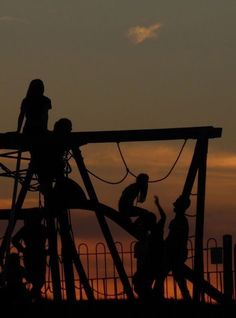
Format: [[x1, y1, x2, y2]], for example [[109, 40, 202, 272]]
[[1, 299, 236, 318]]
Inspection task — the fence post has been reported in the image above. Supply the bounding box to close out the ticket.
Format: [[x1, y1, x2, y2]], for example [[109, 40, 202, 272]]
[[234, 244, 236, 301], [223, 234, 233, 303]]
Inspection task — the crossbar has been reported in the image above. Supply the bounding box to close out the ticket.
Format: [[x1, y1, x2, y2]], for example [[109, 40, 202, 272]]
[[0, 126, 222, 150]]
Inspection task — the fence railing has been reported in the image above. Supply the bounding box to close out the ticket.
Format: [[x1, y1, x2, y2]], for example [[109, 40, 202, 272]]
[[40, 237, 236, 302]]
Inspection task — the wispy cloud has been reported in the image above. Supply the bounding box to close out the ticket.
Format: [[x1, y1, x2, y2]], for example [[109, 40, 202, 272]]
[[126, 23, 162, 44], [0, 16, 29, 24], [208, 152, 236, 169]]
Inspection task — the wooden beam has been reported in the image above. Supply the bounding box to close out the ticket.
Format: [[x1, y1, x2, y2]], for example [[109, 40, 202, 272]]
[[0, 126, 222, 150]]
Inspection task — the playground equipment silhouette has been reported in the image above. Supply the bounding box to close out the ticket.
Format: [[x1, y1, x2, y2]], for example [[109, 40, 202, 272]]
[[0, 126, 226, 303]]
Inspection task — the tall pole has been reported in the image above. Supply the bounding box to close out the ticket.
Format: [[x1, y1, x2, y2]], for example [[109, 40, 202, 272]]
[[58, 211, 76, 302], [72, 147, 134, 299], [182, 140, 201, 197], [193, 137, 208, 302], [45, 210, 62, 302], [223, 234, 233, 303]]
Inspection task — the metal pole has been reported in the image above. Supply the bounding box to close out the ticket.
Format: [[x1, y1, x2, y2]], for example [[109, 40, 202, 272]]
[[223, 234, 233, 303], [45, 212, 62, 302], [193, 137, 208, 302], [72, 147, 134, 299], [11, 150, 22, 210], [234, 244, 236, 301], [58, 211, 76, 302]]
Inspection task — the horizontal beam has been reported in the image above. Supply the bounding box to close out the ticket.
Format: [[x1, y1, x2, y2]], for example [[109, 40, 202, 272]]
[[0, 205, 140, 239], [0, 126, 222, 150], [0, 208, 40, 220], [72, 126, 222, 144]]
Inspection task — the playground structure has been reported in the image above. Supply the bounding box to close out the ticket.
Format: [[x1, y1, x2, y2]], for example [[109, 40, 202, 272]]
[[0, 125, 226, 303]]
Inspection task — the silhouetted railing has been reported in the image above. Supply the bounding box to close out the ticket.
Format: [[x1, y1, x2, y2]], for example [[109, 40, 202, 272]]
[[38, 237, 235, 302]]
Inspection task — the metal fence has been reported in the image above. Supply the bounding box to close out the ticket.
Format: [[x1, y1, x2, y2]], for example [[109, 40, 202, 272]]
[[41, 237, 236, 303]]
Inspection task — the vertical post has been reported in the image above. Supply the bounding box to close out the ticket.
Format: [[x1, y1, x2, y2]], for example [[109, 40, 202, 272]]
[[11, 150, 22, 210], [72, 147, 134, 299], [70, 236, 95, 300], [234, 244, 236, 301], [182, 140, 200, 197], [58, 211, 76, 302], [193, 137, 208, 302], [58, 210, 95, 301], [46, 213, 62, 302], [223, 234, 233, 303]]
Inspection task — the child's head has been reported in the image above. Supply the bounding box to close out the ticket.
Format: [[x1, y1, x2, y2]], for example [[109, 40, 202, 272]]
[[136, 173, 149, 185], [173, 195, 191, 213], [136, 173, 149, 203], [53, 118, 72, 135], [27, 79, 44, 97]]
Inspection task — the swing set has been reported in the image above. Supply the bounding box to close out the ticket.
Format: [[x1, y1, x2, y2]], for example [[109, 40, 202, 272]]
[[0, 126, 223, 303]]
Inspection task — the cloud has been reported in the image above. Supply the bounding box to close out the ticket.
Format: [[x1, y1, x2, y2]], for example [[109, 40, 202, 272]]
[[207, 152, 236, 169], [0, 16, 29, 24], [126, 23, 162, 44]]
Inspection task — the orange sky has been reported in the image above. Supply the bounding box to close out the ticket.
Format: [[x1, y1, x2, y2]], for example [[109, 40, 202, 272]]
[[0, 3, 236, 300], [1, 141, 235, 247]]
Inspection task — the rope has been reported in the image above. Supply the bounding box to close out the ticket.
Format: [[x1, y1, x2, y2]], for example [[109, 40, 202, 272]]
[[117, 140, 187, 182], [81, 142, 129, 184], [85, 140, 187, 185], [0, 162, 39, 192], [149, 139, 187, 182], [116, 143, 131, 174], [64, 151, 72, 175], [87, 168, 129, 185], [1, 139, 187, 187]]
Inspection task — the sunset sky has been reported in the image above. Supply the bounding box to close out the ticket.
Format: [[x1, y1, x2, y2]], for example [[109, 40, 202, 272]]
[[0, 1, 236, 250]]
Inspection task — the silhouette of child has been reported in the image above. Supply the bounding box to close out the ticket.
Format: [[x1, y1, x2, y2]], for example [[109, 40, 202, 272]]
[[153, 194, 191, 301], [132, 195, 166, 299], [30, 118, 72, 202], [12, 213, 48, 300], [118, 173, 152, 225], [3, 252, 30, 304], [17, 79, 52, 134]]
